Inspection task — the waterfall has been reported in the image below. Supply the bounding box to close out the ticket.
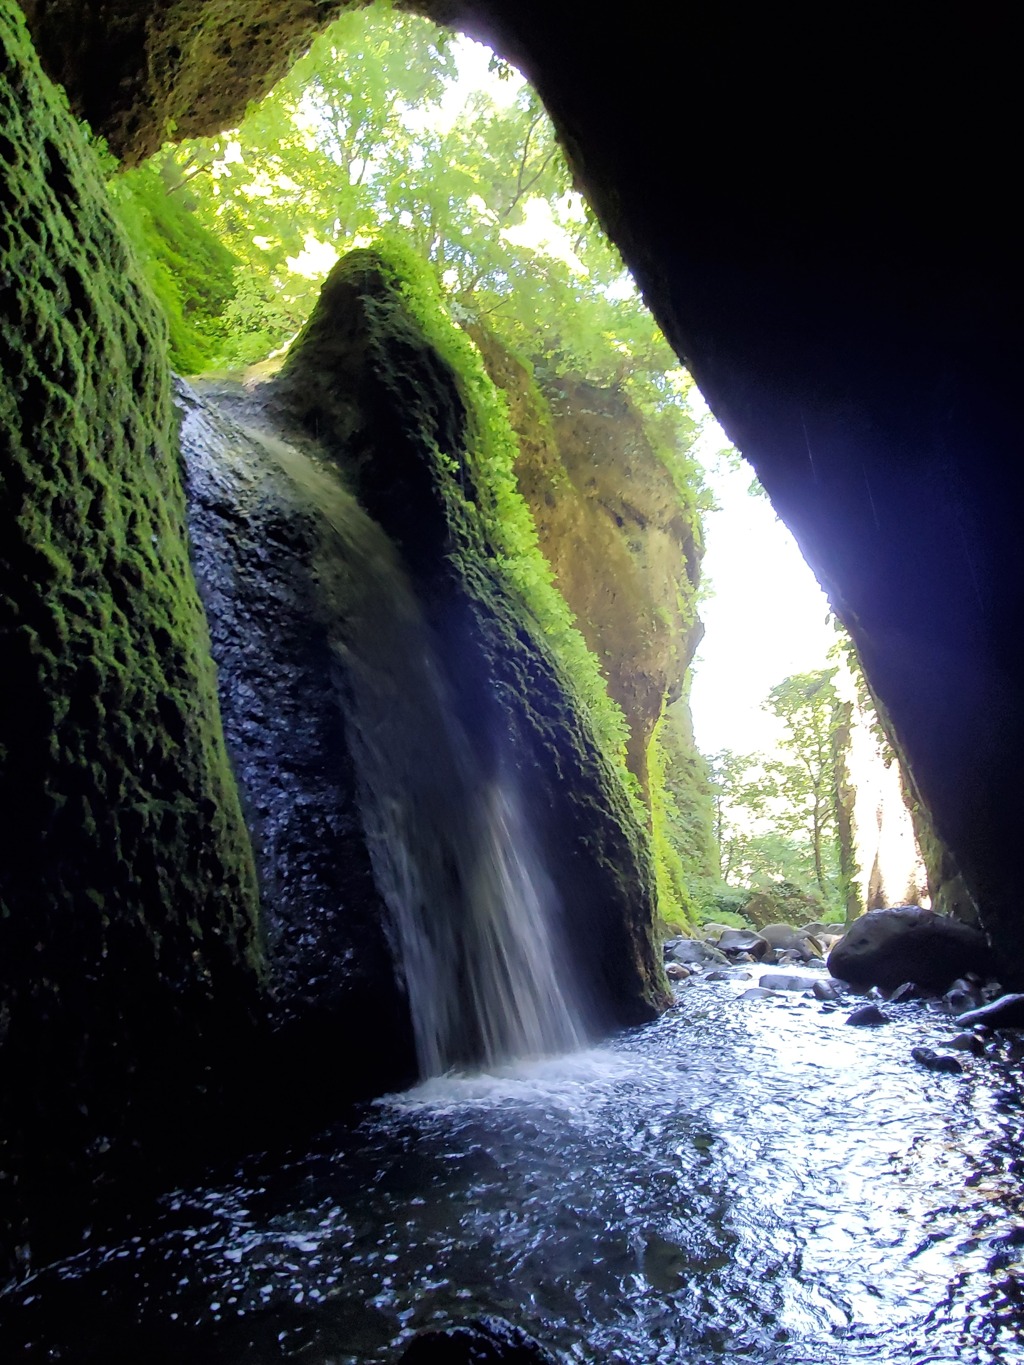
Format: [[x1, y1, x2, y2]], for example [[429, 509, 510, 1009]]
[[249, 430, 585, 1076]]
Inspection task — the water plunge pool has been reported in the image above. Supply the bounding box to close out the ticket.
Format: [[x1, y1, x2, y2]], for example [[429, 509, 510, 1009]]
[[3, 976, 1023, 1363]]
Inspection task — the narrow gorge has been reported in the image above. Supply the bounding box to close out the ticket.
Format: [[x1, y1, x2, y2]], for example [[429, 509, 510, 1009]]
[[2, 0, 1021, 1360]]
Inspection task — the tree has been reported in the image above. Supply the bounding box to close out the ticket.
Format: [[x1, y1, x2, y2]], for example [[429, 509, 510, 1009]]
[[709, 668, 857, 918], [764, 669, 842, 901], [109, 4, 697, 444]]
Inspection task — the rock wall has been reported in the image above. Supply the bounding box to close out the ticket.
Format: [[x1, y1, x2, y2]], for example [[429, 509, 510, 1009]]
[[179, 379, 418, 1090], [268, 249, 668, 1030], [469, 328, 703, 794], [0, 0, 261, 1264]]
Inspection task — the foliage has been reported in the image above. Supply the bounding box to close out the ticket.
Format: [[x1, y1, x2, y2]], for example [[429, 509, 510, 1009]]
[[708, 667, 855, 917], [105, 2, 717, 917], [110, 7, 708, 492], [107, 159, 242, 372]]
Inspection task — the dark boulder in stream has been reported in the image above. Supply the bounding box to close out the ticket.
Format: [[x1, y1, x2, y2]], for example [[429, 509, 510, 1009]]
[[827, 905, 994, 992]]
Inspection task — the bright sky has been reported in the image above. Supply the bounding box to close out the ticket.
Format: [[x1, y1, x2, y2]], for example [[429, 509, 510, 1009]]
[[688, 413, 836, 757]]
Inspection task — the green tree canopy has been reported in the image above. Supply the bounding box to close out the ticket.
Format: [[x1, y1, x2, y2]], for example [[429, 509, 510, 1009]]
[[710, 667, 856, 917]]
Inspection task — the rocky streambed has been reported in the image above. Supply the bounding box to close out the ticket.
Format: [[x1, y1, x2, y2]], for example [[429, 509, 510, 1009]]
[[2, 941, 1024, 1363]]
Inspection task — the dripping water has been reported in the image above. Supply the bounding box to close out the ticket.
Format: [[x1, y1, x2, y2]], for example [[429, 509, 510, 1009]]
[[246, 428, 585, 1075]]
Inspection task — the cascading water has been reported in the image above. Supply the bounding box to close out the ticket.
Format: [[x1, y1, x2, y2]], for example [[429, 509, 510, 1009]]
[[244, 430, 585, 1076]]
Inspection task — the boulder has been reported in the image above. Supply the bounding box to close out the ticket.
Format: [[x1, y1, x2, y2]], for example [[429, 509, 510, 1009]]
[[956, 993, 1024, 1030], [667, 939, 729, 966], [827, 905, 994, 992], [758, 923, 822, 959], [716, 928, 769, 958]]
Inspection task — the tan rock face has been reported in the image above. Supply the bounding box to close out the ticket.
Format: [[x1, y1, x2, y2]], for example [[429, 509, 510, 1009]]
[[471, 332, 702, 791]]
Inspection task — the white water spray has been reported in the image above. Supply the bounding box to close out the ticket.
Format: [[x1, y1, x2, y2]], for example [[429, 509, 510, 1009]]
[[255, 433, 585, 1075]]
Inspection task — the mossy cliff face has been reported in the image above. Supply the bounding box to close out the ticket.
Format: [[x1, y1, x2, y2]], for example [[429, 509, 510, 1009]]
[[271, 249, 668, 1029], [0, 0, 260, 1264], [469, 329, 702, 794]]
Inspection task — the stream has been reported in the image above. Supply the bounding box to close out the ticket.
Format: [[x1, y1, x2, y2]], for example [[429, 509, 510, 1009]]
[[2, 974, 1023, 1363]]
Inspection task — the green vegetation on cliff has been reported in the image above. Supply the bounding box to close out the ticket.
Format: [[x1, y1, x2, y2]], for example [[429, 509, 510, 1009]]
[[0, 0, 261, 1249], [274, 246, 668, 1017]]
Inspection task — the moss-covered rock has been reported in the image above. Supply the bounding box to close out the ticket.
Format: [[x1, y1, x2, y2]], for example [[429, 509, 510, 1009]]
[[0, 0, 260, 1268], [469, 328, 703, 796], [270, 247, 669, 1030]]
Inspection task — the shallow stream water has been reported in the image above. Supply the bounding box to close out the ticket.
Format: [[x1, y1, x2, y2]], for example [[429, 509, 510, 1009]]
[[3, 976, 1023, 1363]]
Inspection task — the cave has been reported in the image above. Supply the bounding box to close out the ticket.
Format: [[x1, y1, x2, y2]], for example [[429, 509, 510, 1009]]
[[1, 0, 1020, 1313]]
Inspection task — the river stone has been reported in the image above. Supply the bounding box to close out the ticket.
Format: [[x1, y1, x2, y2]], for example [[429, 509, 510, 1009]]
[[885, 981, 921, 1003], [665, 963, 690, 980], [759, 972, 817, 992], [947, 1031, 985, 1054], [716, 929, 769, 958], [846, 1003, 890, 1026], [667, 939, 729, 966], [812, 979, 842, 1002], [956, 993, 1024, 1030], [827, 905, 994, 992], [737, 987, 777, 1000], [399, 1316, 558, 1363], [911, 1047, 964, 1074], [758, 924, 822, 959]]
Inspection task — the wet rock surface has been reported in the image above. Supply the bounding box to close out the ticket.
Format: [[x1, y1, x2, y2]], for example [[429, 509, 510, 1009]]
[[957, 994, 1024, 1029], [827, 905, 994, 991], [846, 1003, 890, 1027], [180, 380, 417, 1095]]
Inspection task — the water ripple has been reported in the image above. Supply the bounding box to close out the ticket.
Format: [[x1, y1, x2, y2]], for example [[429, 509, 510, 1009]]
[[2, 979, 1024, 1362]]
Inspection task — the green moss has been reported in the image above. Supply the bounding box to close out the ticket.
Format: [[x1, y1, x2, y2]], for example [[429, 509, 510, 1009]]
[[0, 0, 261, 1251], [106, 157, 242, 373], [367, 235, 646, 816]]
